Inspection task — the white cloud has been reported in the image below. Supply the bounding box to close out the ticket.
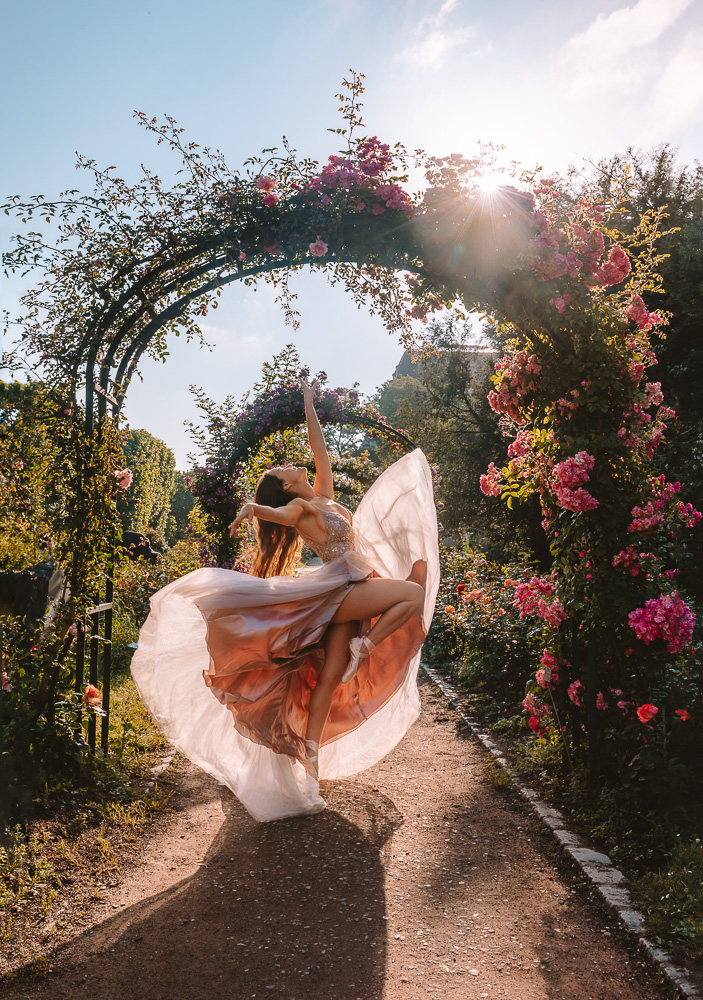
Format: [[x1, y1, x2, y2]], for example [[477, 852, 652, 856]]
[[396, 0, 478, 71], [649, 30, 703, 131], [561, 0, 695, 97]]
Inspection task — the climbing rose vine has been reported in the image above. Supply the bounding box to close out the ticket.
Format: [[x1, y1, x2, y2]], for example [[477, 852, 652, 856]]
[[476, 183, 700, 743]]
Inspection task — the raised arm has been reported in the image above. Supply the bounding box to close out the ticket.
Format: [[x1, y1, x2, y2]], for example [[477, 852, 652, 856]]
[[228, 498, 307, 536], [301, 377, 334, 499]]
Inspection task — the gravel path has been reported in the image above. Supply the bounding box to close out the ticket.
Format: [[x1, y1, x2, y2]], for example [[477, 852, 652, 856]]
[[5, 676, 677, 1000]]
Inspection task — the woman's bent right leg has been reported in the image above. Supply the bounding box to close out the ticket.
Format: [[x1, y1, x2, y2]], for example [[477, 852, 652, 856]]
[[331, 578, 425, 647]]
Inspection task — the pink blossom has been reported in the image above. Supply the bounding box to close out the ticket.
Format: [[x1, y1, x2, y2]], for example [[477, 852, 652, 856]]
[[596, 691, 608, 711], [238, 251, 246, 261], [552, 451, 595, 489], [514, 577, 566, 629], [68, 623, 78, 637], [507, 429, 533, 459], [597, 244, 631, 286], [83, 684, 101, 707], [114, 468, 133, 490], [255, 175, 277, 193], [2, 671, 12, 693], [522, 691, 550, 717], [625, 294, 659, 331], [262, 193, 279, 207], [309, 238, 329, 258], [529, 715, 549, 737], [567, 679, 583, 707], [629, 592, 695, 653], [479, 462, 502, 497], [536, 666, 560, 690], [675, 708, 692, 721], [612, 546, 641, 577], [554, 486, 598, 512]]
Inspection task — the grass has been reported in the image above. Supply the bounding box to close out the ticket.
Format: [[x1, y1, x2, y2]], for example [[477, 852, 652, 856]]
[[0, 665, 175, 976]]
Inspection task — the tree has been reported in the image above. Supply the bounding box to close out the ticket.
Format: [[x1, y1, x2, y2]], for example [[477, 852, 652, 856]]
[[376, 316, 549, 561], [118, 429, 176, 537], [166, 472, 196, 546]]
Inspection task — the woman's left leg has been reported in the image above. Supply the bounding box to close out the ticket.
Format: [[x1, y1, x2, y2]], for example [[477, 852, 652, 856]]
[[305, 620, 358, 748]]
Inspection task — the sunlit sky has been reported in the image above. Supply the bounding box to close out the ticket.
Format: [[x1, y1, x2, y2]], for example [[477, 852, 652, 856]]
[[2, 0, 702, 467]]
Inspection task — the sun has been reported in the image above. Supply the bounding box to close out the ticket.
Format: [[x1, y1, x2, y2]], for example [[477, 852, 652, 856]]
[[474, 172, 507, 193]]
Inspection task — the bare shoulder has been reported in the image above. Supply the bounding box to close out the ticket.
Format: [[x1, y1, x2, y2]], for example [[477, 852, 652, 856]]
[[288, 497, 320, 519]]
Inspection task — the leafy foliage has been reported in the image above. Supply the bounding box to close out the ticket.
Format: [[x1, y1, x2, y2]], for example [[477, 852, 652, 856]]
[[117, 428, 176, 536]]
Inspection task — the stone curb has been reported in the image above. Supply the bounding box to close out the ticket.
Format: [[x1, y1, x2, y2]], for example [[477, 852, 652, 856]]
[[421, 662, 700, 1000]]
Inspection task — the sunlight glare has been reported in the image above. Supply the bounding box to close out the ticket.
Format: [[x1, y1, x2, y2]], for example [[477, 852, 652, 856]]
[[475, 172, 506, 193]]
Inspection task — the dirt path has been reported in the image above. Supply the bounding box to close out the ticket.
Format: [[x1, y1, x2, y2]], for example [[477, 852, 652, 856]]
[[5, 677, 677, 1000]]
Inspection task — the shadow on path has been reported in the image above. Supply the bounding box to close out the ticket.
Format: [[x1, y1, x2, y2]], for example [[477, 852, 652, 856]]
[[7, 785, 403, 1000]]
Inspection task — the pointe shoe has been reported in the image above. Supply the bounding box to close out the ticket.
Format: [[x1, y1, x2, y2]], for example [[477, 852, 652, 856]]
[[342, 635, 375, 684], [302, 738, 319, 780]]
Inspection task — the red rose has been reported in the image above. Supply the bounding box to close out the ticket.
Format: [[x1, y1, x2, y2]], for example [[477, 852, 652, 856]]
[[636, 703, 658, 723]]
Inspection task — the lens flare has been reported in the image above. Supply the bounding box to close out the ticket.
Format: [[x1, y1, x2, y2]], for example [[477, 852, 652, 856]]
[[475, 172, 506, 193]]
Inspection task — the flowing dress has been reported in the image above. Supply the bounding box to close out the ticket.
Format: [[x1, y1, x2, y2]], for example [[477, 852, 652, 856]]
[[131, 449, 439, 822]]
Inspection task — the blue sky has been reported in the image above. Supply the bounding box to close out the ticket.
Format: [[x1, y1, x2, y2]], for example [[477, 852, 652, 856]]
[[2, 0, 702, 467]]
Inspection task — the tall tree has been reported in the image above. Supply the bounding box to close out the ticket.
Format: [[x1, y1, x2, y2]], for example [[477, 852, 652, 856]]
[[376, 316, 549, 562], [118, 429, 176, 538]]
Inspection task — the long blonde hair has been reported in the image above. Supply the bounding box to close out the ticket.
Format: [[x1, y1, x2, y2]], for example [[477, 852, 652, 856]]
[[250, 472, 302, 578]]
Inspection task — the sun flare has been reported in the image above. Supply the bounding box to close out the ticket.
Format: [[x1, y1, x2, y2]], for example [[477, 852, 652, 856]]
[[475, 172, 506, 193]]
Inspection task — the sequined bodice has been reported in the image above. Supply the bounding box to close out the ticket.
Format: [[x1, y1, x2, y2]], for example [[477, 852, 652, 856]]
[[298, 507, 355, 563]]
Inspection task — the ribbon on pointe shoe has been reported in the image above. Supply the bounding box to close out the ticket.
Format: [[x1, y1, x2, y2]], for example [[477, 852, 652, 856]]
[[342, 634, 376, 685], [302, 738, 320, 780]]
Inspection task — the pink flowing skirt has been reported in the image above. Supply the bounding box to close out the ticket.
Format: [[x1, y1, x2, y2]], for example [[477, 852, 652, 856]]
[[131, 450, 439, 822]]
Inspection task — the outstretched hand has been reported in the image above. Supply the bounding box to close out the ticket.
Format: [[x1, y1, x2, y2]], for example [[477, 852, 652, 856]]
[[300, 376, 320, 401], [228, 502, 255, 537]]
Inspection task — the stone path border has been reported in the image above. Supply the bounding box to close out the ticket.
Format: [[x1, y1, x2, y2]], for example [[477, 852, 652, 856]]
[[421, 662, 701, 1000]]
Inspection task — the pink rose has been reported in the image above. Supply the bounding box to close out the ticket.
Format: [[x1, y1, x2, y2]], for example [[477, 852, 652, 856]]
[[262, 193, 279, 207], [2, 671, 12, 693], [238, 251, 246, 261], [636, 702, 658, 723], [255, 175, 276, 193], [114, 468, 133, 490], [567, 679, 583, 707], [68, 623, 78, 637], [309, 239, 329, 258], [675, 708, 692, 721], [83, 684, 101, 707]]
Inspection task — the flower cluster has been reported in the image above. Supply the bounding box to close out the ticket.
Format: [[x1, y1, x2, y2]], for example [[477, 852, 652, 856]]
[[627, 476, 700, 535], [527, 210, 631, 289], [535, 649, 560, 690], [612, 545, 644, 576], [625, 294, 662, 332], [551, 450, 598, 512], [513, 576, 567, 628], [479, 461, 502, 497], [522, 690, 552, 736], [297, 137, 415, 218], [487, 351, 542, 424], [628, 593, 695, 653]]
